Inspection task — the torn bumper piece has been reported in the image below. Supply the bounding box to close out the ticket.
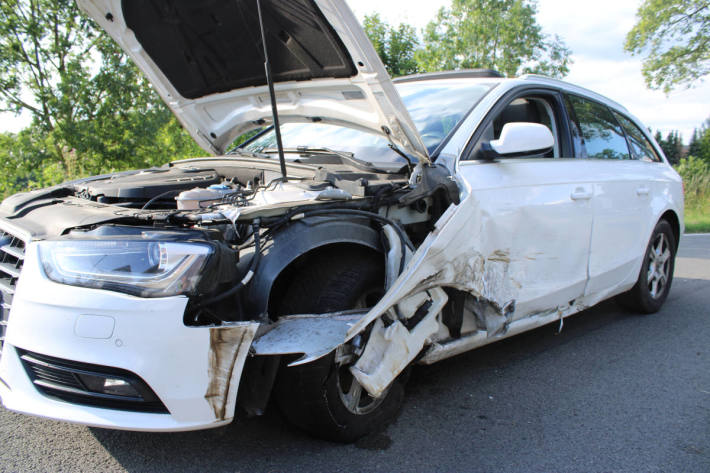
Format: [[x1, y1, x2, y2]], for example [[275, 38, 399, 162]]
[[350, 288, 448, 397], [251, 310, 367, 366]]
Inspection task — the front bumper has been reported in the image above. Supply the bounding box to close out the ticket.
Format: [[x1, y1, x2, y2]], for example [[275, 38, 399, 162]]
[[0, 242, 258, 432]]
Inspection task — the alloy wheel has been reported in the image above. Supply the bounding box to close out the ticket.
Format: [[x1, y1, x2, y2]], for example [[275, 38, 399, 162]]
[[646, 232, 671, 299]]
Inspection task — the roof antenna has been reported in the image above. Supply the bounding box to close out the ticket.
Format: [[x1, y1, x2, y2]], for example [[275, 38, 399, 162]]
[[256, 0, 288, 181]]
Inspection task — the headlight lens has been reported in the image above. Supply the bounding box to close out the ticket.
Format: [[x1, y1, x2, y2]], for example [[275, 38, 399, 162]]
[[38, 240, 212, 297]]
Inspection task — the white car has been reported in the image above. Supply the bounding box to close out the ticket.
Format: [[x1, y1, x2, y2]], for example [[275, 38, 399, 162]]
[[0, 0, 682, 442]]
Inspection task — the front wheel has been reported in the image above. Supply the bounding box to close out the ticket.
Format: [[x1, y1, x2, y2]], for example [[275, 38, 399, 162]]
[[619, 220, 677, 314], [272, 249, 405, 442]]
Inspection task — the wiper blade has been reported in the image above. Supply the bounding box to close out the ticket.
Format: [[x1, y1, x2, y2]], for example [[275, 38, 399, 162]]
[[226, 148, 270, 159], [262, 147, 391, 173]]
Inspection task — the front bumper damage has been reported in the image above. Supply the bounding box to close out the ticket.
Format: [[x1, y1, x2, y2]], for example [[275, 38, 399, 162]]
[[0, 236, 445, 431], [0, 195, 526, 431], [0, 225, 453, 431], [0, 242, 258, 431]]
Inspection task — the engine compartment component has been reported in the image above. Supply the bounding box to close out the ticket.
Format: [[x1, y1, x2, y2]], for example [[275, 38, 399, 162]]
[[176, 185, 238, 210], [79, 166, 223, 207]]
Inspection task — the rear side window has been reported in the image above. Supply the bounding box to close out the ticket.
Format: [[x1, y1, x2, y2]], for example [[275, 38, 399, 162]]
[[613, 112, 662, 162], [565, 95, 631, 160]]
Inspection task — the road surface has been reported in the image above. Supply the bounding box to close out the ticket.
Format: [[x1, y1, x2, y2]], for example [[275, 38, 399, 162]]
[[1, 235, 708, 472]]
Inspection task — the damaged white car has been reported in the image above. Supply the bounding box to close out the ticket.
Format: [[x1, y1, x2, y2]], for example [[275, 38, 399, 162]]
[[0, 0, 683, 442]]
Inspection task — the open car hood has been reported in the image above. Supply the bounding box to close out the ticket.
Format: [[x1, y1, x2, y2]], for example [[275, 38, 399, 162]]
[[77, 0, 430, 163]]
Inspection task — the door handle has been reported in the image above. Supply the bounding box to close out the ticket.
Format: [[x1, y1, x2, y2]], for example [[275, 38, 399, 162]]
[[570, 188, 593, 200], [636, 186, 650, 196]]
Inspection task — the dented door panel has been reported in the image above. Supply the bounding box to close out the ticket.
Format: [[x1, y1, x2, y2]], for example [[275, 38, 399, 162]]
[[455, 159, 593, 319]]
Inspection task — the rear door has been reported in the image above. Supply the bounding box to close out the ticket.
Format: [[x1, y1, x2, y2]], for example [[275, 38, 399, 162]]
[[563, 94, 650, 297]]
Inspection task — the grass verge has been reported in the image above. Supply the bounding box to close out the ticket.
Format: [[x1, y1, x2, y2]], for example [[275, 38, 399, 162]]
[[684, 204, 710, 234]]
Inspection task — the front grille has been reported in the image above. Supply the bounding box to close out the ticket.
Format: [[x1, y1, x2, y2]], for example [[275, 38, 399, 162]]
[[0, 225, 27, 362], [18, 349, 169, 413]]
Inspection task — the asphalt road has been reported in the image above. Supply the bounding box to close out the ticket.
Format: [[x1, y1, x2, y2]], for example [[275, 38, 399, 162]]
[[1, 235, 709, 473]]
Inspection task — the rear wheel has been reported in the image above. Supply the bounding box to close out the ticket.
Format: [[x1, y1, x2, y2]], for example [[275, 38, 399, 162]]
[[619, 220, 677, 314], [273, 249, 405, 442]]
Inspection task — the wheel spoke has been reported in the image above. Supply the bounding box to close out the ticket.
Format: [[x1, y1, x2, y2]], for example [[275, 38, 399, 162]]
[[653, 235, 665, 258], [344, 379, 363, 411], [660, 249, 671, 264], [648, 248, 656, 264], [650, 277, 659, 298]]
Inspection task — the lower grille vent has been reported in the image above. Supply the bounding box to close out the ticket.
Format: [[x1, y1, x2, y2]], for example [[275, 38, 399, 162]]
[[18, 349, 168, 414]]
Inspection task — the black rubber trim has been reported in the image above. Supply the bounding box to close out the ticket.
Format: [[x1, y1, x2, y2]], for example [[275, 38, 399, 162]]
[[393, 69, 503, 83]]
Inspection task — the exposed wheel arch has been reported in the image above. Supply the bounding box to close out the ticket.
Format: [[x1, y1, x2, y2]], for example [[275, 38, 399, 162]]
[[267, 243, 384, 319], [244, 216, 384, 318]]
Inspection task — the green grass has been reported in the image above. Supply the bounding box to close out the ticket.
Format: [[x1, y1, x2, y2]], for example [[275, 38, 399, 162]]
[[676, 157, 710, 234], [685, 203, 710, 233]]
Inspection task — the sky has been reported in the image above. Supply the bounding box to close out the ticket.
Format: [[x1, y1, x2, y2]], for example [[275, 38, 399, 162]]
[[1, 0, 708, 142], [347, 0, 710, 143]]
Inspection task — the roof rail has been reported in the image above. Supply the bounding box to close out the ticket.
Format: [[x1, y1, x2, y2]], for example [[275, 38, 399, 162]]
[[393, 69, 503, 83], [520, 74, 628, 112]]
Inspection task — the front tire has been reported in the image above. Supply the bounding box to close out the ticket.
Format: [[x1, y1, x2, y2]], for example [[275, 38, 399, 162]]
[[272, 249, 405, 442], [619, 220, 677, 314]]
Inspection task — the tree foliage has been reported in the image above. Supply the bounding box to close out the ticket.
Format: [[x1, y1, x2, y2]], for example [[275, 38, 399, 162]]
[[0, 0, 201, 195], [625, 0, 710, 92], [688, 118, 710, 159], [654, 129, 684, 164], [363, 14, 420, 77], [416, 0, 571, 78]]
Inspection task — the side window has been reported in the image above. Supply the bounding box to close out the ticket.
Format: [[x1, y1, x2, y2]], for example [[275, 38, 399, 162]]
[[565, 94, 631, 160], [613, 112, 662, 162]]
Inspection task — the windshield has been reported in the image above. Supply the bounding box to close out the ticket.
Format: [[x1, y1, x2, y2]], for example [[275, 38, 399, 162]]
[[241, 79, 494, 166]]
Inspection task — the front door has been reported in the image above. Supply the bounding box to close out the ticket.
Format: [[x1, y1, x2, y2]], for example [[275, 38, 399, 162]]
[[457, 158, 593, 319]]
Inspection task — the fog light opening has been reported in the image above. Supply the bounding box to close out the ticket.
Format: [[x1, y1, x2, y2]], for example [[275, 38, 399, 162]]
[[78, 373, 142, 399]]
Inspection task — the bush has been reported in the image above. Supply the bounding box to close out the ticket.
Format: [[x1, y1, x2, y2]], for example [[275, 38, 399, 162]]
[[676, 156, 710, 233], [677, 156, 710, 204]]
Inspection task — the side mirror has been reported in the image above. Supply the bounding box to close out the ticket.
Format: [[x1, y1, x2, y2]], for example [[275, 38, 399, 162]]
[[482, 122, 554, 160]]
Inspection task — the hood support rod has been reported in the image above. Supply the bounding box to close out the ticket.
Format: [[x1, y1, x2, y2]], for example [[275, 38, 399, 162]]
[[256, 0, 288, 181]]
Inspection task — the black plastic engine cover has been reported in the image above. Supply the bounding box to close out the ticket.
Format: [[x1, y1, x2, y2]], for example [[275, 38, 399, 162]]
[[78, 166, 222, 199]]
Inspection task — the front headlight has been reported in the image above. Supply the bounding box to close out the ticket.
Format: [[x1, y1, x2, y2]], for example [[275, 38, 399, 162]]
[[38, 240, 212, 297]]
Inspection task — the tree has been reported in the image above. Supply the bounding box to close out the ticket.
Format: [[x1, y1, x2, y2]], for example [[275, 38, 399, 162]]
[[363, 14, 419, 77], [625, 0, 710, 93], [656, 129, 684, 164], [416, 0, 572, 78], [689, 128, 703, 157], [688, 117, 710, 161], [0, 0, 201, 186]]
